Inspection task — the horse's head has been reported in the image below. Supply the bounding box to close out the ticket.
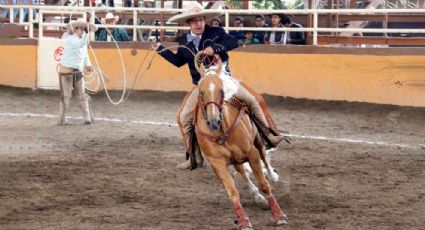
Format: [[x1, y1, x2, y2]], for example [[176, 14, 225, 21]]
[[196, 54, 224, 132]]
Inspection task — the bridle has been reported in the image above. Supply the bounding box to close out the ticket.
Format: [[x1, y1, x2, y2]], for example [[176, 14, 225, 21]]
[[198, 88, 224, 121], [195, 82, 247, 145], [193, 51, 247, 145]]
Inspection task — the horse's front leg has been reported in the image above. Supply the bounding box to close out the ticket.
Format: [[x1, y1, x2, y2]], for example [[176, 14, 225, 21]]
[[248, 149, 288, 226], [234, 163, 269, 210], [263, 149, 279, 182], [208, 157, 253, 230]]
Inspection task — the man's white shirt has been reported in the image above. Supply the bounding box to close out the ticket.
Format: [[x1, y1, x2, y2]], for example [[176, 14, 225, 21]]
[[60, 32, 91, 71]]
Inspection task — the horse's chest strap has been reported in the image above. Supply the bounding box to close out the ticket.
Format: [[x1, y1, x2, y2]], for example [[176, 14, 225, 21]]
[[195, 104, 247, 145]]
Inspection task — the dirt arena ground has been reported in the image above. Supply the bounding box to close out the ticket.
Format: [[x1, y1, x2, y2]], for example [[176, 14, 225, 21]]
[[0, 86, 424, 230]]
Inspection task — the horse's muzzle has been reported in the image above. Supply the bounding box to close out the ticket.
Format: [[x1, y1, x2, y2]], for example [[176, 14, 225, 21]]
[[207, 118, 221, 132]]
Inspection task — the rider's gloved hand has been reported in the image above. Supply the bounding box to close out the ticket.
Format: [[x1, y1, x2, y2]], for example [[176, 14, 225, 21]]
[[152, 42, 161, 51], [203, 46, 214, 56]]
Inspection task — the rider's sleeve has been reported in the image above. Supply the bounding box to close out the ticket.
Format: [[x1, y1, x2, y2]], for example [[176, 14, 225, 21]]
[[210, 28, 239, 54], [157, 45, 187, 67]]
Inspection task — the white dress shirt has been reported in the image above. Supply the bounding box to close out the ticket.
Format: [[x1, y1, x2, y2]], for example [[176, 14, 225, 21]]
[[60, 32, 91, 71]]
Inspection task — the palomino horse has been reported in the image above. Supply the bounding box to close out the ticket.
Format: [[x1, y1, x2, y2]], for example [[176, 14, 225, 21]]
[[194, 53, 288, 229]]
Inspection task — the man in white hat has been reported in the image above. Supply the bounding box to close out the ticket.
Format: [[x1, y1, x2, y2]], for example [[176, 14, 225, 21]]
[[58, 18, 97, 125], [97, 12, 129, 42], [152, 2, 285, 169]]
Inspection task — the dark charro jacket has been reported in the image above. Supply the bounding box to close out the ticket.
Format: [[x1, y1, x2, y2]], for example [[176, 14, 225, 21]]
[[288, 23, 306, 45], [156, 25, 239, 85]]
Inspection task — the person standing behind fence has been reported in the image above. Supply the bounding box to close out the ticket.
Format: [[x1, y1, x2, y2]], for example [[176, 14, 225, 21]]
[[264, 13, 287, 45], [252, 14, 268, 44], [124, 0, 132, 7], [0, 0, 18, 20], [210, 17, 222, 27], [97, 12, 129, 41], [102, 0, 114, 7], [229, 16, 246, 45], [58, 19, 97, 125], [244, 31, 261, 45], [281, 15, 306, 45]]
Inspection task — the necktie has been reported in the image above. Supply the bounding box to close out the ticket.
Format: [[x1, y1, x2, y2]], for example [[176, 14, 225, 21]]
[[187, 34, 201, 49]]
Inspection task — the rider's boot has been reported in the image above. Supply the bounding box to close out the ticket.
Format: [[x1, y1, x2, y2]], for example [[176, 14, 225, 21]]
[[248, 103, 284, 148], [267, 131, 285, 148], [176, 159, 191, 170]]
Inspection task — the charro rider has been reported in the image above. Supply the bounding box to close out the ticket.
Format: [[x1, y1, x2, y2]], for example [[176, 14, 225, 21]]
[[58, 18, 97, 125], [152, 2, 285, 169]]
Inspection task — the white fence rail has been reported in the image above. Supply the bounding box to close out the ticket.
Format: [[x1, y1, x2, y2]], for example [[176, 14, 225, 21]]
[[1, 5, 425, 45]]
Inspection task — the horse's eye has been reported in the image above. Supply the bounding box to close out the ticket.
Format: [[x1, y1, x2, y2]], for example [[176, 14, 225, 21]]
[[200, 91, 204, 97]]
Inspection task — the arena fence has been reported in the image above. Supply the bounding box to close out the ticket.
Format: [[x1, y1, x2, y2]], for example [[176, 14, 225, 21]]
[[1, 5, 425, 44], [0, 5, 424, 107]]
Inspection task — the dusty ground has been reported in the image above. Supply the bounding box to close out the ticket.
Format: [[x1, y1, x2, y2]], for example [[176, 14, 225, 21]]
[[0, 86, 424, 230]]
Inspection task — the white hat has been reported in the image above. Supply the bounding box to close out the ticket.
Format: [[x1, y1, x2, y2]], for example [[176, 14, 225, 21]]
[[168, 2, 222, 24], [101, 12, 119, 24], [68, 18, 98, 32]]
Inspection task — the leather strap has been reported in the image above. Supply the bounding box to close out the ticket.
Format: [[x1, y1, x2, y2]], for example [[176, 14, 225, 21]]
[[267, 196, 285, 221], [195, 102, 247, 145], [232, 202, 252, 229]]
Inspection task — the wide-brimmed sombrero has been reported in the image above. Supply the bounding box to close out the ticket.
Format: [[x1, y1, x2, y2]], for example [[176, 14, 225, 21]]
[[168, 2, 223, 24], [68, 18, 98, 32], [101, 12, 119, 24]]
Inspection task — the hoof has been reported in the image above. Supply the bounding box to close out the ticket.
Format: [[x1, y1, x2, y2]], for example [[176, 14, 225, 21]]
[[176, 160, 191, 170], [254, 194, 270, 210], [90, 112, 95, 123], [241, 227, 254, 230], [234, 220, 253, 230], [196, 160, 204, 168], [83, 120, 92, 125], [273, 215, 288, 226], [58, 120, 69, 126]]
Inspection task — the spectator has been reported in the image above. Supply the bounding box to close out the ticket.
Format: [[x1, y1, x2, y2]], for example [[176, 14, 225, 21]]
[[229, 16, 245, 45], [93, 14, 104, 40], [102, 0, 114, 7], [124, 0, 132, 7], [0, 0, 18, 20], [97, 12, 130, 41], [0, 0, 9, 18], [264, 13, 287, 45], [281, 15, 306, 45], [21, 0, 43, 22], [244, 31, 260, 45], [210, 17, 221, 27], [252, 14, 268, 44], [58, 18, 97, 125]]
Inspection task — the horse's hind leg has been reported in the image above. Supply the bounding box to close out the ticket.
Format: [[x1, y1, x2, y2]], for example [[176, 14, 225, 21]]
[[209, 159, 253, 230], [254, 134, 279, 182], [248, 149, 288, 225], [234, 164, 269, 210]]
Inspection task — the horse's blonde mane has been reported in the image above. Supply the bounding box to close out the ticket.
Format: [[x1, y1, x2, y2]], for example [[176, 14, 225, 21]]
[[199, 64, 239, 101]]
